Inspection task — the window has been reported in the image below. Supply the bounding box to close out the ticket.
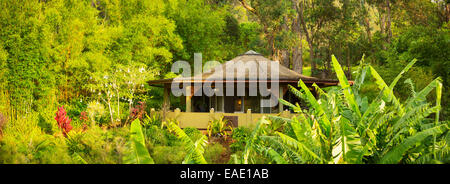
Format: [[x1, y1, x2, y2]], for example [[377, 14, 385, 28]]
[[234, 96, 244, 112], [209, 95, 224, 112]]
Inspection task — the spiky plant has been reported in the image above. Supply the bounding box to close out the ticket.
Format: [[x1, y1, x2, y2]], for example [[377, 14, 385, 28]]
[[245, 56, 448, 164], [206, 116, 233, 139]]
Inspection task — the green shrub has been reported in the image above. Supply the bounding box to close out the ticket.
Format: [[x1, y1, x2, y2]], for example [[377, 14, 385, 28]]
[[144, 125, 181, 147], [0, 113, 73, 164], [142, 113, 163, 128], [66, 126, 129, 164], [228, 151, 270, 164], [183, 127, 203, 142], [230, 127, 251, 153], [64, 98, 87, 121], [207, 116, 232, 139], [152, 146, 186, 164], [144, 125, 168, 146], [204, 142, 227, 164]]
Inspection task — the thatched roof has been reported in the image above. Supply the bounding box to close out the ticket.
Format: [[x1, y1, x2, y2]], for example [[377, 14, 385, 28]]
[[148, 50, 340, 86]]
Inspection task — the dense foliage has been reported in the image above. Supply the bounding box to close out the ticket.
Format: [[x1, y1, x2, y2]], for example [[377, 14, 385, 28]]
[[235, 57, 449, 164], [0, 0, 448, 164]]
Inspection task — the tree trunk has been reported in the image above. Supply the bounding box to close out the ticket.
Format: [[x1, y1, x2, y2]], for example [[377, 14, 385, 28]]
[[326, 46, 331, 77], [299, 1, 315, 74], [385, 0, 392, 43], [364, 17, 371, 42], [291, 0, 303, 74], [446, 3, 450, 22], [308, 42, 315, 73], [292, 46, 303, 74], [280, 16, 290, 68], [379, 6, 387, 50], [281, 50, 290, 68], [117, 89, 120, 122], [107, 97, 114, 124]]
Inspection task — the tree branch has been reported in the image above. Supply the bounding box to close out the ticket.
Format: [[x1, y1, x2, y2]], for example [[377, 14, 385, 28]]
[[238, 0, 258, 15]]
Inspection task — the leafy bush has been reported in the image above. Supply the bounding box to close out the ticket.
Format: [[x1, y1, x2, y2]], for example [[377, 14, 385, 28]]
[[207, 116, 232, 139], [66, 126, 129, 164], [142, 113, 162, 128], [129, 101, 147, 122], [230, 127, 251, 153], [204, 142, 227, 164], [380, 25, 450, 120], [152, 146, 186, 164], [0, 113, 73, 164], [55, 106, 73, 136], [64, 98, 88, 121], [183, 127, 203, 142]]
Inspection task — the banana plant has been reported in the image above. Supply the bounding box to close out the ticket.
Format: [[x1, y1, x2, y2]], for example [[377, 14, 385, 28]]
[[245, 56, 448, 164], [123, 119, 154, 164], [166, 120, 208, 164]]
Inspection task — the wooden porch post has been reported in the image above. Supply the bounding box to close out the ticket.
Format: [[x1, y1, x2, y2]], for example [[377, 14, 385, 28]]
[[186, 85, 192, 112], [279, 85, 284, 112], [163, 83, 171, 118]]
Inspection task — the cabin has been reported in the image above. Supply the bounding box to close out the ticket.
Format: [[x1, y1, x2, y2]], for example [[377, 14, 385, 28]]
[[147, 51, 340, 129]]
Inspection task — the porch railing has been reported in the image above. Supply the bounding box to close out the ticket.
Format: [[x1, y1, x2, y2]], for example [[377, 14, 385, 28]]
[[151, 108, 292, 129]]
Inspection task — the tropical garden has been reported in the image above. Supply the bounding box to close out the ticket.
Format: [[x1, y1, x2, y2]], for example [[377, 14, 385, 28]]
[[0, 0, 449, 164]]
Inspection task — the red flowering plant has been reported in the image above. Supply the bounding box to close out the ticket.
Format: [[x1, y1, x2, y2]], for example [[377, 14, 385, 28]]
[[129, 101, 147, 121], [55, 106, 73, 136]]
